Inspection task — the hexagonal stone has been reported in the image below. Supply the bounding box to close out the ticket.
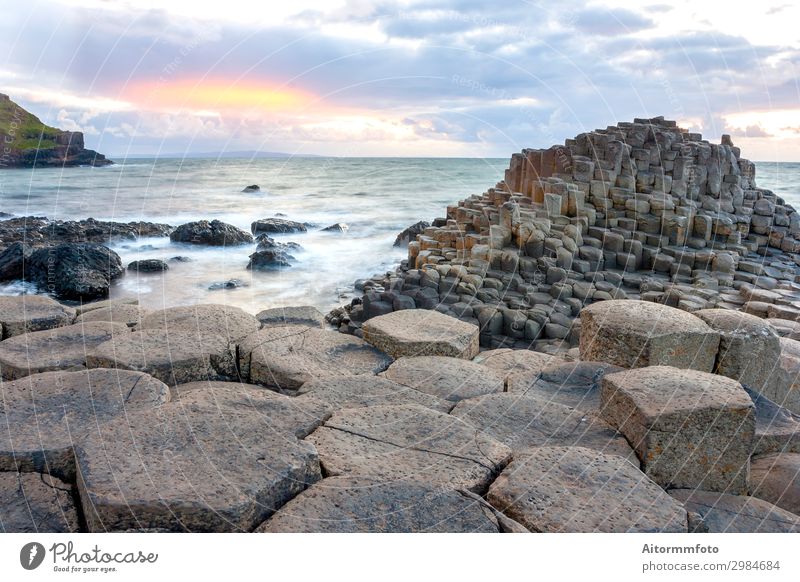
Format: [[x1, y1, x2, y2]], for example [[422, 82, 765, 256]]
[[767, 318, 800, 340], [507, 360, 623, 411], [601, 366, 754, 494], [256, 305, 324, 328], [76, 385, 324, 532], [0, 472, 80, 532], [776, 337, 800, 414], [362, 309, 479, 359], [669, 489, 800, 533], [0, 322, 129, 380], [751, 453, 800, 515], [381, 356, 503, 403], [451, 392, 635, 461], [580, 300, 720, 371], [305, 404, 511, 493], [744, 387, 800, 456], [695, 309, 781, 393], [239, 326, 391, 391], [256, 476, 502, 533], [296, 375, 451, 413], [486, 447, 687, 533], [472, 348, 557, 383], [75, 303, 149, 328], [0, 369, 169, 481], [75, 297, 138, 315], [0, 295, 75, 339]]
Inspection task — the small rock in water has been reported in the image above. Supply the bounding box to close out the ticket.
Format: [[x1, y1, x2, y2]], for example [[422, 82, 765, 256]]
[[242, 184, 260, 193], [255, 233, 302, 253], [128, 259, 169, 272], [208, 279, 249, 290], [321, 223, 348, 233], [170, 220, 253, 246], [169, 255, 192, 262], [393, 220, 430, 247], [274, 212, 287, 217], [251, 218, 307, 235], [247, 249, 293, 270]]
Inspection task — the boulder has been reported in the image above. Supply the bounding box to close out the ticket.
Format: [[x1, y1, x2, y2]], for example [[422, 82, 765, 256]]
[[76, 385, 324, 532], [251, 218, 307, 235], [393, 220, 430, 247], [0, 369, 169, 481], [305, 404, 511, 493], [601, 366, 754, 494], [0, 295, 75, 339], [0, 241, 32, 281], [0, 472, 80, 532], [744, 387, 800, 455], [695, 309, 782, 393], [28, 243, 124, 300], [363, 309, 479, 359], [669, 489, 800, 533], [486, 447, 687, 532], [381, 356, 503, 402], [296, 375, 451, 413], [75, 303, 148, 328], [239, 326, 392, 390], [580, 300, 720, 371], [242, 184, 260, 192], [472, 348, 558, 383], [256, 305, 324, 328], [127, 259, 169, 272], [750, 453, 800, 515], [0, 321, 129, 379], [169, 220, 253, 246], [256, 476, 502, 533], [451, 393, 635, 461], [247, 249, 292, 270]]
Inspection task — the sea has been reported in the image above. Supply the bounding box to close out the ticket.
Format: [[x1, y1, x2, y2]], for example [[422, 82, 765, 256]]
[[1, 158, 798, 315], [0, 157, 508, 314]]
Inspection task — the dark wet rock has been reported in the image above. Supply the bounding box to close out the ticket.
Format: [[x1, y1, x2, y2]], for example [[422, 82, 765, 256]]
[[0, 216, 172, 245], [169, 220, 253, 246], [127, 259, 168, 272], [27, 243, 124, 300], [208, 278, 249, 290], [242, 184, 260, 192], [321, 223, 348, 233], [394, 220, 430, 247], [251, 218, 307, 235], [0, 242, 32, 281], [247, 249, 293, 270], [169, 255, 192, 262]]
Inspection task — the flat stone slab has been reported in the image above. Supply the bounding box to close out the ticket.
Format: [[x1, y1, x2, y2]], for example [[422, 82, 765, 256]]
[[74, 297, 138, 315], [507, 360, 623, 411], [601, 366, 754, 494], [0, 369, 169, 481], [0, 472, 80, 533], [0, 295, 75, 339], [239, 326, 392, 391], [451, 392, 635, 461], [767, 318, 800, 340], [381, 356, 504, 402], [363, 309, 479, 359], [580, 300, 720, 371], [256, 476, 502, 533], [296, 375, 451, 413], [670, 489, 800, 533], [695, 309, 781, 393], [305, 404, 511, 493], [472, 348, 558, 383], [0, 322, 129, 380], [486, 446, 687, 532], [75, 303, 149, 328], [256, 305, 324, 328], [744, 387, 800, 456], [76, 384, 324, 532], [751, 453, 800, 516]]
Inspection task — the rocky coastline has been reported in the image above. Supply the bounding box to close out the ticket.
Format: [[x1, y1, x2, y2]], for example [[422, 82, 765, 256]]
[[2, 116, 800, 533]]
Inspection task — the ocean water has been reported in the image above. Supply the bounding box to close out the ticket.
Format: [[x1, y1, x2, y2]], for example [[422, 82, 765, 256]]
[[1, 158, 798, 315], [0, 157, 506, 314]]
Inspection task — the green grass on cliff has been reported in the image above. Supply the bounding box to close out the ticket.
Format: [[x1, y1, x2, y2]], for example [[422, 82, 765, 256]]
[[0, 95, 60, 150]]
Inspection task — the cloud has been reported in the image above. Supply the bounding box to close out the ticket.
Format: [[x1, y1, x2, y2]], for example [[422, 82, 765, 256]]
[[726, 124, 772, 138], [572, 7, 655, 36]]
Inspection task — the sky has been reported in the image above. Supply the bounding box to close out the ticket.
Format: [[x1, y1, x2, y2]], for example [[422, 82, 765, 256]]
[[0, 0, 799, 159]]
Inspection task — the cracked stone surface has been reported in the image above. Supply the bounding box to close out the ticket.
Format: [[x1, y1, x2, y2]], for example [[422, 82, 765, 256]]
[[381, 356, 504, 403], [305, 404, 512, 493], [487, 446, 687, 533], [472, 348, 558, 383], [77, 384, 324, 532], [450, 392, 635, 462], [296, 375, 452, 413], [0, 321, 129, 380], [362, 309, 479, 359], [670, 489, 800, 533], [0, 295, 75, 339], [580, 300, 720, 371], [239, 326, 392, 391], [601, 366, 754, 494], [255, 475, 503, 533], [750, 453, 800, 516], [0, 369, 169, 481], [0, 471, 80, 532], [744, 387, 800, 456]]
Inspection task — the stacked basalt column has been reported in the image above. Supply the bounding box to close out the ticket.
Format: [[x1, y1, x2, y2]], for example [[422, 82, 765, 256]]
[[334, 117, 800, 351]]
